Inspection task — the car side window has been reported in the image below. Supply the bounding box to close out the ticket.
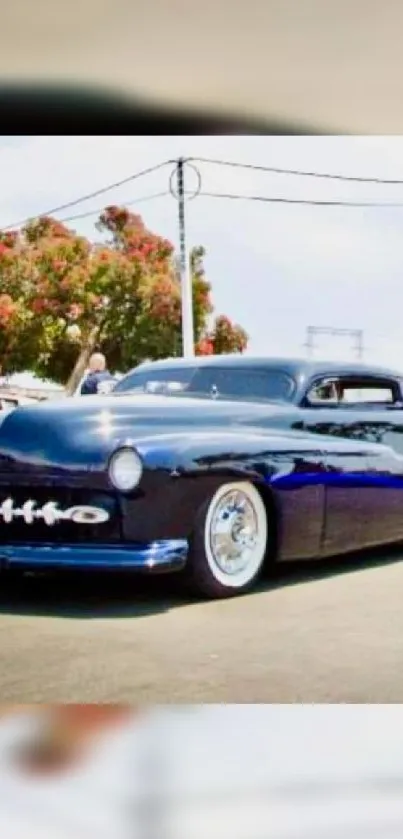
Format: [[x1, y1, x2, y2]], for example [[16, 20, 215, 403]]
[[306, 376, 401, 408], [306, 379, 340, 405], [341, 386, 394, 404]]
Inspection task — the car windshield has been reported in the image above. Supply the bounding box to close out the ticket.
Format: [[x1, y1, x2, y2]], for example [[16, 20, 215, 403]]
[[112, 365, 296, 403]]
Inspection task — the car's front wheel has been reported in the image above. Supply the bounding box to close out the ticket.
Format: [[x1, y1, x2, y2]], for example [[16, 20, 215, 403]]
[[187, 481, 269, 598]]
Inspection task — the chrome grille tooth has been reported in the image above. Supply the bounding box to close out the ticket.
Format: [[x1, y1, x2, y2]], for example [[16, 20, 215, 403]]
[[0, 497, 109, 526]]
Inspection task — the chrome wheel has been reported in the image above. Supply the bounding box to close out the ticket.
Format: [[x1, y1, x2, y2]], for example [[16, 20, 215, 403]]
[[204, 482, 268, 589]]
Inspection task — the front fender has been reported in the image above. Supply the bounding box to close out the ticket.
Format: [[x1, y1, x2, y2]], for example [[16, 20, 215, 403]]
[[124, 430, 327, 544]]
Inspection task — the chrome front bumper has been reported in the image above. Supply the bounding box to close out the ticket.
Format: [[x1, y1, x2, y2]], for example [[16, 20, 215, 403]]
[[0, 540, 188, 572]]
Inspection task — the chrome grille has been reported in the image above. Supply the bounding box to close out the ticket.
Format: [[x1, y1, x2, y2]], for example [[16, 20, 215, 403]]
[[0, 489, 120, 544]]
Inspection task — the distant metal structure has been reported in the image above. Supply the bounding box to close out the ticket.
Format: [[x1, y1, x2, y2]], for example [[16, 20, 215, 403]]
[[304, 326, 364, 360]]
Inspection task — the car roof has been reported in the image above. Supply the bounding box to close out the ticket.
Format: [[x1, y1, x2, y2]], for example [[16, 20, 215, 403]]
[[132, 355, 403, 382]]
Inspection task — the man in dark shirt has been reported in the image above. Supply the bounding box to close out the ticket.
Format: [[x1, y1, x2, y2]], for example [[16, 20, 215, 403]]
[[80, 353, 114, 396]]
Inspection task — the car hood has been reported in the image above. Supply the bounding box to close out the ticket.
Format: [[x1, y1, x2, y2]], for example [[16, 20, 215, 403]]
[[0, 393, 388, 477], [0, 393, 297, 476]]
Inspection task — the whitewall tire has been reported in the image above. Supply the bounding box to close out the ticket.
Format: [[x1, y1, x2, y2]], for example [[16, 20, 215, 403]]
[[187, 481, 268, 598]]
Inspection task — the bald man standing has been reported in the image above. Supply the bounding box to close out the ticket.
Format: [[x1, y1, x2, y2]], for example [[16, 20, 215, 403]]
[[80, 353, 115, 396]]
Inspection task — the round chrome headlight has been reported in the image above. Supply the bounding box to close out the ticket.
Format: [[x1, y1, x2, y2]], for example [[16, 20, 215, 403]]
[[109, 447, 143, 492]]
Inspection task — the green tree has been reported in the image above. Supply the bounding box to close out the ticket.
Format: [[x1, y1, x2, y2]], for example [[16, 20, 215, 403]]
[[0, 206, 249, 388]]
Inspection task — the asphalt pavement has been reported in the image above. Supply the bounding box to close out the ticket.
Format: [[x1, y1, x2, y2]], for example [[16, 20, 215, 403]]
[[0, 549, 403, 703]]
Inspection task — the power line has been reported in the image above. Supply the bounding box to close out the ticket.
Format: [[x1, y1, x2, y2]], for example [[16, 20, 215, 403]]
[[7, 153, 403, 234], [59, 190, 170, 223], [192, 156, 403, 185], [2, 159, 175, 231], [197, 190, 403, 207]]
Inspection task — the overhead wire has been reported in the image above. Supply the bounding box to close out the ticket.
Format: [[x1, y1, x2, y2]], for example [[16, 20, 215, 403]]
[[2, 159, 176, 230], [196, 190, 403, 207], [59, 190, 171, 223], [5, 154, 403, 233], [191, 156, 403, 185]]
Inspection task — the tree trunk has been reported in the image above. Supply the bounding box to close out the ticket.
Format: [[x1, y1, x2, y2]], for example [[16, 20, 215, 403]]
[[64, 326, 99, 396]]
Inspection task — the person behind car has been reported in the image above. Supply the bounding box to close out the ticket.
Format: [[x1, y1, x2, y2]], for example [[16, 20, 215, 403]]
[[80, 353, 115, 396]]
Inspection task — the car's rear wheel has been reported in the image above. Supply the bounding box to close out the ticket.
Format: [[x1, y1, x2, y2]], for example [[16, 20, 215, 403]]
[[186, 481, 269, 598]]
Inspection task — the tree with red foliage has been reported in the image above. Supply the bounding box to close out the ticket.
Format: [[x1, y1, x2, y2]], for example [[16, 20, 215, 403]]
[[208, 314, 248, 355], [0, 230, 37, 373], [0, 205, 248, 387]]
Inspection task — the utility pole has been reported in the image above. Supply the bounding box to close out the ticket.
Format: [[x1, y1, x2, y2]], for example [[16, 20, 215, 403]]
[[176, 158, 195, 357]]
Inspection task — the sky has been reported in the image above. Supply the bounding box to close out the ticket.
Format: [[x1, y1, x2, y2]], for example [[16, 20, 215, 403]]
[[2, 135, 403, 375]]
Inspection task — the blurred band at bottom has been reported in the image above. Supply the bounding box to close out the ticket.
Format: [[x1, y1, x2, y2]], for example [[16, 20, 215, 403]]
[[0, 704, 401, 838]]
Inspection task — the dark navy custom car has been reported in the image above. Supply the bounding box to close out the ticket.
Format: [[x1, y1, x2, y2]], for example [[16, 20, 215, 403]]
[[2, 354, 403, 598]]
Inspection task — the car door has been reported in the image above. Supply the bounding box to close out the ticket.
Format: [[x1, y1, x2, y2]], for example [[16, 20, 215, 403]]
[[323, 434, 403, 554], [297, 375, 403, 553]]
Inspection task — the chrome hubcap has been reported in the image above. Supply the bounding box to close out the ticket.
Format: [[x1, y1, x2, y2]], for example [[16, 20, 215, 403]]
[[209, 489, 259, 576]]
